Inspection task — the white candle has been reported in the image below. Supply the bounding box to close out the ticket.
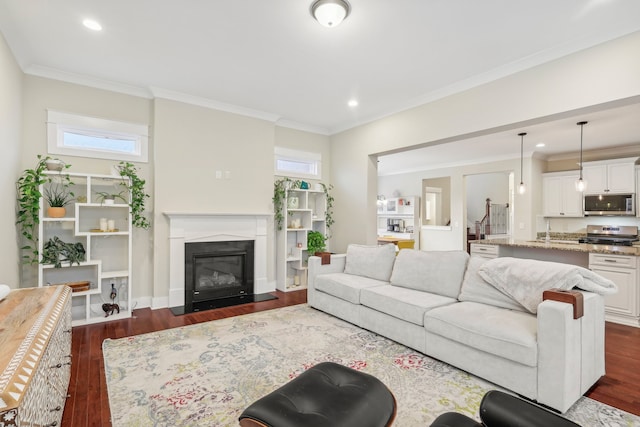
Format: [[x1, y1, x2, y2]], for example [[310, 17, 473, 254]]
[[107, 219, 115, 231], [99, 218, 108, 231]]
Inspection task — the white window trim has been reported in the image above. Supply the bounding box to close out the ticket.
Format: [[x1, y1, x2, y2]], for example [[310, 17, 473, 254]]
[[274, 147, 322, 180], [47, 110, 149, 163]]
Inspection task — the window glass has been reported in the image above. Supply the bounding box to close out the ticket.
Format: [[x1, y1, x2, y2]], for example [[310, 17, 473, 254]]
[[47, 110, 148, 162], [274, 147, 321, 179]]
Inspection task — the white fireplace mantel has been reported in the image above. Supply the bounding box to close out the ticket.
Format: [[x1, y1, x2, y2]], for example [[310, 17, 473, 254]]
[[164, 212, 274, 308]]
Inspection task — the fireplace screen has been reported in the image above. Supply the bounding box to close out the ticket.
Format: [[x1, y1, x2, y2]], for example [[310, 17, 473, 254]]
[[195, 254, 242, 290], [185, 240, 254, 312]]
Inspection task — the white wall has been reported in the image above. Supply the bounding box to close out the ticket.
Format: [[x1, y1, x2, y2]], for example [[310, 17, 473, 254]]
[[0, 32, 22, 287], [330, 32, 640, 253], [152, 98, 276, 306]]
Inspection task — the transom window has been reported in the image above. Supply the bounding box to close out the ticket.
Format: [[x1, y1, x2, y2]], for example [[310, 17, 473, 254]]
[[47, 110, 149, 162], [274, 147, 321, 180]]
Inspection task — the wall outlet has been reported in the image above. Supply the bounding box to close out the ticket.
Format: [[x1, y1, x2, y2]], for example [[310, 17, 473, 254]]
[[519, 222, 525, 230]]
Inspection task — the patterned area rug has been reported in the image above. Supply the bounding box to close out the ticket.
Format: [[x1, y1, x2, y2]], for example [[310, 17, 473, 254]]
[[103, 305, 639, 426]]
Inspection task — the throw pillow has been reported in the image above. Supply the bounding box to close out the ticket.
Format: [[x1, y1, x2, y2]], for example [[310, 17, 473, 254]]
[[390, 250, 469, 298], [458, 256, 527, 312], [344, 244, 396, 282]]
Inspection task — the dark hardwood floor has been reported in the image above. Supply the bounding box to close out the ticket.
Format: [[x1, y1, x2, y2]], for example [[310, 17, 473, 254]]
[[61, 290, 640, 426]]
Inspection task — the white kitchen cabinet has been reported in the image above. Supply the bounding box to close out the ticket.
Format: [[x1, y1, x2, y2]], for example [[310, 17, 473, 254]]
[[276, 188, 328, 292], [38, 171, 132, 326], [589, 253, 639, 327], [470, 243, 499, 259], [542, 172, 583, 217], [582, 158, 636, 195]]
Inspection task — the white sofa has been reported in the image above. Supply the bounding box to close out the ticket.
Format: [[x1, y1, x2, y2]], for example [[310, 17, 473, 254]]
[[307, 244, 609, 413]]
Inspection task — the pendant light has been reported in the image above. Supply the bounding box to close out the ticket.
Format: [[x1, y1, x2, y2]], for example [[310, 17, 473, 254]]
[[518, 132, 526, 195], [575, 121, 588, 192], [311, 0, 350, 27]]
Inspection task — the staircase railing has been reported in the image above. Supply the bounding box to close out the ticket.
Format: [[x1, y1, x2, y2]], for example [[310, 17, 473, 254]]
[[474, 198, 509, 239]]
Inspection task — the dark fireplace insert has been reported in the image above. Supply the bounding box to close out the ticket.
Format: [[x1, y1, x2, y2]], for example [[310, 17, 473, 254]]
[[184, 240, 255, 313]]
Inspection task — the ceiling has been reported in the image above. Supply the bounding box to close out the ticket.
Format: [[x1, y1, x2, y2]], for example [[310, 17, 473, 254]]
[[1, 1, 640, 172]]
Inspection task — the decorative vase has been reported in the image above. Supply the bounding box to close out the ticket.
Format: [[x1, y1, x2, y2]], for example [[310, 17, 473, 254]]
[[287, 196, 299, 209], [47, 207, 66, 218]]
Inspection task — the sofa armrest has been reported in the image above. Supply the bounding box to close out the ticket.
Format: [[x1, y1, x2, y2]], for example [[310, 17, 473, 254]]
[[307, 254, 346, 305], [536, 291, 605, 412]]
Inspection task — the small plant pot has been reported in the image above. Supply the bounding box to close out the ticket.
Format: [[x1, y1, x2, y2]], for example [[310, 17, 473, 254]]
[[47, 207, 66, 218], [103, 198, 115, 205]]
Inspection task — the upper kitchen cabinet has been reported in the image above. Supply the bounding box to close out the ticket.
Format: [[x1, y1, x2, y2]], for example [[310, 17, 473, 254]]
[[542, 171, 583, 217], [582, 157, 637, 195]]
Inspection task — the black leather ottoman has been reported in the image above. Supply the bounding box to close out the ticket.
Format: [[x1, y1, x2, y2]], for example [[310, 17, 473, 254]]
[[239, 361, 396, 427], [429, 390, 581, 427]]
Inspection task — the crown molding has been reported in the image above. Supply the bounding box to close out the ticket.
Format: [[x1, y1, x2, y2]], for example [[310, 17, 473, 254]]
[[25, 65, 154, 99], [149, 87, 281, 123], [545, 143, 640, 162], [274, 119, 330, 136]]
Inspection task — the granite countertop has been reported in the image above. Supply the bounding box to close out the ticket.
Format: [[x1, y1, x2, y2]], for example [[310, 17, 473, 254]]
[[475, 237, 640, 256]]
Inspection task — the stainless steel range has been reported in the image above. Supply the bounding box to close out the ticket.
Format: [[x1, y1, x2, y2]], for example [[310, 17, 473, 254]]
[[579, 225, 639, 246]]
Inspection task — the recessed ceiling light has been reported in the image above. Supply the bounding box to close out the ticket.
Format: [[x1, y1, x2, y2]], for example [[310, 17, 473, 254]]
[[536, 143, 546, 148], [347, 99, 358, 107], [83, 19, 102, 31]]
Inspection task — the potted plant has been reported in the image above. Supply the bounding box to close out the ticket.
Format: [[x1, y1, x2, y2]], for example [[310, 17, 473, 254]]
[[16, 155, 72, 263], [95, 190, 128, 205], [114, 161, 150, 229], [43, 178, 75, 217], [41, 236, 86, 268], [307, 230, 330, 264]]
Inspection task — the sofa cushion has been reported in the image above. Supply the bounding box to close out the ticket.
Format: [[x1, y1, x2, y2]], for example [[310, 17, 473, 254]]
[[344, 244, 396, 282], [315, 273, 387, 304], [390, 250, 469, 298], [458, 256, 527, 313], [424, 301, 538, 367], [361, 285, 457, 326]]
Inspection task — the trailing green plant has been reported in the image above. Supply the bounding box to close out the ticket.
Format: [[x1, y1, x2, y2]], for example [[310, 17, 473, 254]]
[[16, 155, 72, 264], [115, 161, 150, 229], [306, 230, 327, 255], [41, 236, 86, 268], [320, 183, 334, 236], [273, 177, 301, 230]]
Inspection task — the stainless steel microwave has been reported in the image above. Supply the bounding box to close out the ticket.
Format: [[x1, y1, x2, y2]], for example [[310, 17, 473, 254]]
[[584, 193, 635, 216]]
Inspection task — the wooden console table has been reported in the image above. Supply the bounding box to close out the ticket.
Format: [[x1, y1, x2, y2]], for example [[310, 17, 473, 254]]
[[0, 286, 72, 426]]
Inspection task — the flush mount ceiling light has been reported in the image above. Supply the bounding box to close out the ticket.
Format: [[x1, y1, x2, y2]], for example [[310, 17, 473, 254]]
[[575, 121, 588, 192], [82, 19, 102, 31], [518, 132, 527, 195], [311, 0, 351, 27]]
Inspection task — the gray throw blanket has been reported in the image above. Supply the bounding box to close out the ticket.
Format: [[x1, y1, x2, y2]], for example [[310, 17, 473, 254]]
[[479, 257, 617, 313]]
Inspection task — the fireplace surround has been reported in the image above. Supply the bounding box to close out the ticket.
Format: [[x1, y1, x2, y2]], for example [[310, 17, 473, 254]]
[[165, 213, 274, 313]]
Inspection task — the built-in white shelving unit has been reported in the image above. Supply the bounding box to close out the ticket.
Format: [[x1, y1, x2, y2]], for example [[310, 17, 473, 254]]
[[37, 171, 132, 326], [275, 188, 328, 292], [377, 196, 420, 248]]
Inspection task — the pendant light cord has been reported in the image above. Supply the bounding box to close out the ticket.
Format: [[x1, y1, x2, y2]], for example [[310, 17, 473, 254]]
[[577, 121, 587, 179], [520, 135, 524, 183]]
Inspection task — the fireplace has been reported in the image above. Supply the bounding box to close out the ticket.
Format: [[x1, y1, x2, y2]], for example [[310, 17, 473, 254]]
[[185, 240, 254, 312], [165, 213, 276, 314]]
